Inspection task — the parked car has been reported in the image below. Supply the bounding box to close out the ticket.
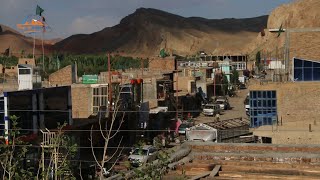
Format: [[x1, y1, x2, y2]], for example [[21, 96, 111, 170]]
[[128, 145, 158, 167], [178, 123, 192, 135], [239, 83, 247, 89], [203, 104, 221, 116], [244, 94, 250, 116], [211, 96, 228, 103], [215, 99, 230, 110]]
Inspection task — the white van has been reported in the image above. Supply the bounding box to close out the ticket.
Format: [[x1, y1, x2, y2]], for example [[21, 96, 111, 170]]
[[203, 104, 221, 116]]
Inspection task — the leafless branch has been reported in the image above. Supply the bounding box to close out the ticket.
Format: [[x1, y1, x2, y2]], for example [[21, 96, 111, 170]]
[[90, 125, 102, 169], [79, 161, 84, 180], [105, 136, 124, 163], [98, 112, 107, 140]]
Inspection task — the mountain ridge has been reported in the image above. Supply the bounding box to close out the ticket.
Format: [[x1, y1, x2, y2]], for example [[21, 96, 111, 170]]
[[54, 8, 268, 56]]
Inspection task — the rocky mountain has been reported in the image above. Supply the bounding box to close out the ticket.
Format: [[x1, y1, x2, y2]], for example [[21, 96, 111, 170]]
[[55, 8, 268, 57]]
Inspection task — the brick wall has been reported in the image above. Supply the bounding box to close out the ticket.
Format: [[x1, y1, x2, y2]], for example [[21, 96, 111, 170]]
[[174, 75, 195, 93], [250, 82, 320, 144], [49, 65, 73, 86], [149, 57, 176, 71], [71, 84, 92, 119]]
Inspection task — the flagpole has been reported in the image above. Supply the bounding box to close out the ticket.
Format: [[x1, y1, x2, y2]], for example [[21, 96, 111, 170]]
[[33, 32, 36, 60], [42, 29, 45, 72]]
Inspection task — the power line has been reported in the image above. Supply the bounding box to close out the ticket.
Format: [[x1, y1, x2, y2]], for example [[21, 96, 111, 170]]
[[1, 128, 317, 132]]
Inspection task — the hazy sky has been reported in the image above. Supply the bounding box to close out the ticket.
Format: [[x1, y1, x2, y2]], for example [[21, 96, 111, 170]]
[[0, 0, 293, 38]]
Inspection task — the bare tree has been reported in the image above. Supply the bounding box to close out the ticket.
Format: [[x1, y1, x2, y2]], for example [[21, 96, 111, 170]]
[[90, 91, 125, 180]]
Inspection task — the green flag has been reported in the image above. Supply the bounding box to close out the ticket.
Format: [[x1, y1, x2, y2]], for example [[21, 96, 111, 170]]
[[277, 24, 284, 38], [160, 49, 168, 58], [36, 5, 44, 16]]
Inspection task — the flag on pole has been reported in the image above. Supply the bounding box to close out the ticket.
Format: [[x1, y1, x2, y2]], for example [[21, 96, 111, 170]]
[[36, 5, 44, 16], [277, 24, 284, 38]]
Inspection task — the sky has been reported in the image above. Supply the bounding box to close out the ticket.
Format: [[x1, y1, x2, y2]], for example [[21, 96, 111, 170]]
[[0, 0, 293, 39]]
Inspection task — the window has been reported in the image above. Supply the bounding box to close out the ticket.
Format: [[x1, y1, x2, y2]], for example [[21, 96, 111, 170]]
[[19, 69, 31, 75], [294, 58, 320, 81], [249, 90, 277, 128], [231, 62, 246, 70], [92, 86, 108, 114]]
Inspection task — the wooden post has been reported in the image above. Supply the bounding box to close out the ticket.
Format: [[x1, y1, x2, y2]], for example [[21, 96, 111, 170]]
[[309, 124, 312, 132], [176, 72, 179, 120]]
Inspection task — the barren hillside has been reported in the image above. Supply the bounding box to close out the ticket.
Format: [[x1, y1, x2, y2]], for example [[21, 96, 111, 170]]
[[245, 0, 320, 59], [55, 8, 268, 56], [0, 24, 55, 56]]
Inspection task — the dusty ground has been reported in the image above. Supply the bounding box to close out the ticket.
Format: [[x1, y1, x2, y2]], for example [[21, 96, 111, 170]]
[[194, 88, 249, 124]]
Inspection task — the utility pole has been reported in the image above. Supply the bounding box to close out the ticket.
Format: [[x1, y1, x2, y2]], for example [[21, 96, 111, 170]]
[[173, 70, 182, 120], [213, 70, 216, 98], [176, 71, 179, 120], [108, 53, 112, 118]]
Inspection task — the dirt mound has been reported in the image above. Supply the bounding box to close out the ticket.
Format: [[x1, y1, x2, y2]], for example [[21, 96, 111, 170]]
[[55, 8, 268, 56]]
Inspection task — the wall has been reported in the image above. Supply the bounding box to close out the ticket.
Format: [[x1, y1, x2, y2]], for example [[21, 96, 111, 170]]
[[149, 56, 176, 71], [143, 77, 157, 108], [18, 58, 36, 66], [288, 31, 320, 76], [174, 75, 194, 94], [0, 64, 17, 75], [49, 65, 73, 86], [289, 32, 320, 62], [188, 142, 320, 164], [71, 84, 92, 119], [250, 82, 320, 144]]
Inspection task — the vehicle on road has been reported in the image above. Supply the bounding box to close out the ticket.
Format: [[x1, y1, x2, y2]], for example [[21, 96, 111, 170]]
[[128, 145, 158, 167], [178, 123, 192, 135], [215, 99, 230, 110], [239, 83, 247, 89], [203, 104, 221, 116]]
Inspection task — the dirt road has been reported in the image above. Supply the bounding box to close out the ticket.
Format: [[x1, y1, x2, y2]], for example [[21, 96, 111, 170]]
[[194, 88, 249, 124]]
